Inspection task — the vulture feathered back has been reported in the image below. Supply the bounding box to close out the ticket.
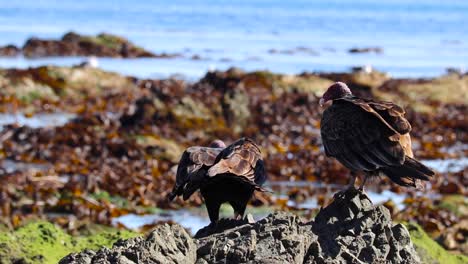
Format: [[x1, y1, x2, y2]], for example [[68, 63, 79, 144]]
[[168, 140, 225, 201], [169, 138, 267, 223], [319, 82, 434, 189]]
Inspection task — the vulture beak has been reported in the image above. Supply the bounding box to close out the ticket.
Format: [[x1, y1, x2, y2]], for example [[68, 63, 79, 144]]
[[319, 98, 325, 107]]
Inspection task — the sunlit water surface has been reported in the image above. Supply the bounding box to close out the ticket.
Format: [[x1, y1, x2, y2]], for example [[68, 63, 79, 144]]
[[0, 0, 467, 78]]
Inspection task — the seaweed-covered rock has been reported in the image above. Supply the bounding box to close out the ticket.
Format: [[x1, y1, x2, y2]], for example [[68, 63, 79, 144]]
[[18, 31, 176, 58], [0, 44, 20, 57], [61, 190, 421, 264]]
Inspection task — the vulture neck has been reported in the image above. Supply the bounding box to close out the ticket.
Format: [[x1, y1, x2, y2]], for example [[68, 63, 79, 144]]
[[332, 94, 354, 103]]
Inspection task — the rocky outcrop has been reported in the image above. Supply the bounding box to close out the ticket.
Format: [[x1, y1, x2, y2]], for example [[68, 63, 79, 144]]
[[60, 189, 421, 264], [60, 224, 196, 264], [348, 47, 383, 54], [0, 44, 20, 57], [22, 32, 158, 58], [307, 190, 419, 263], [0, 32, 181, 58], [196, 212, 314, 264]]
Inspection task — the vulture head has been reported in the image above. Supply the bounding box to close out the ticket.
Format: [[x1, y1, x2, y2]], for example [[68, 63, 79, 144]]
[[319, 82, 352, 107], [209, 139, 226, 148]]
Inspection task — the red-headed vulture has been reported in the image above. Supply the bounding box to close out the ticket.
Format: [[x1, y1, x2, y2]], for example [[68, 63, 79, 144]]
[[169, 138, 267, 224], [319, 82, 434, 190]]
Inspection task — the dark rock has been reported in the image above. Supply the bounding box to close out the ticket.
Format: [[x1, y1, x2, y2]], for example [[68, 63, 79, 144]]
[[196, 212, 314, 264], [195, 214, 256, 238], [306, 189, 420, 263], [59, 224, 196, 264], [0, 44, 20, 57], [445, 67, 465, 75], [61, 189, 421, 264], [20, 31, 167, 58], [191, 54, 203, 60], [348, 47, 383, 54]]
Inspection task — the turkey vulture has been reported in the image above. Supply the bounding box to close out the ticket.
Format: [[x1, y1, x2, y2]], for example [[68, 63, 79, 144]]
[[319, 82, 434, 190], [169, 138, 267, 224]]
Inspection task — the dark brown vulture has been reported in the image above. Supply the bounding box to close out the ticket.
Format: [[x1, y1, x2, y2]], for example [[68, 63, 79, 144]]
[[319, 82, 434, 190], [169, 138, 267, 224]]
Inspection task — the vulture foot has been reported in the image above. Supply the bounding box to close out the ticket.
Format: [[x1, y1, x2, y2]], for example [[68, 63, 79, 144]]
[[334, 186, 359, 201]]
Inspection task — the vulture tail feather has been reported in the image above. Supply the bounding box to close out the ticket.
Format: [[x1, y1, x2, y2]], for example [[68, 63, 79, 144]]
[[405, 157, 435, 176], [382, 156, 434, 186]]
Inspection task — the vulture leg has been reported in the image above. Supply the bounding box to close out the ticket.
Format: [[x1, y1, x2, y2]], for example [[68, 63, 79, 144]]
[[359, 174, 369, 191], [230, 200, 248, 220], [334, 172, 358, 201], [206, 199, 221, 224], [348, 171, 357, 189]]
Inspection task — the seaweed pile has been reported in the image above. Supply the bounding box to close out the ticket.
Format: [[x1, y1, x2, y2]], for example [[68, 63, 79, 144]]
[[0, 66, 466, 253]]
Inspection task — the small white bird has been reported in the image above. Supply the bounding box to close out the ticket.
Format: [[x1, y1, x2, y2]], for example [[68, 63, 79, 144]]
[[77, 56, 99, 68]]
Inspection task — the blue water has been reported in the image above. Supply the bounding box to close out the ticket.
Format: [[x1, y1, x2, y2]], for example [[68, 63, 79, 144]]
[[0, 0, 467, 78]]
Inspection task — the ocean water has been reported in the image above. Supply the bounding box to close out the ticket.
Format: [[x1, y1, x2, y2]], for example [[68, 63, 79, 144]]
[[0, 0, 467, 78]]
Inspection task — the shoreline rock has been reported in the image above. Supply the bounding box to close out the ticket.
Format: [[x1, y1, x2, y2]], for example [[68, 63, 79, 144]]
[[0, 32, 180, 58], [0, 44, 20, 57], [348, 47, 383, 54], [60, 189, 421, 264]]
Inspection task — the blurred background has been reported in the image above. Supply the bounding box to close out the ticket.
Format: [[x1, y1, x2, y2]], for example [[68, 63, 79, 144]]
[[0, 0, 466, 262]]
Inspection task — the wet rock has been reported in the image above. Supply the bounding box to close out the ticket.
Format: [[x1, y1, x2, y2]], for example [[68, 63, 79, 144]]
[[61, 190, 421, 263], [268, 46, 318, 56], [20, 31, 167, 58], [0, 44, 20, 57], [446, 67, 465, 76], [59, 224, 196, 264], [348, 47, 383, 54]]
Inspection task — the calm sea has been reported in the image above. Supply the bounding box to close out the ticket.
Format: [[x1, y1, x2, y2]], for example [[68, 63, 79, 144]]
[[0, 0, 467, 79]]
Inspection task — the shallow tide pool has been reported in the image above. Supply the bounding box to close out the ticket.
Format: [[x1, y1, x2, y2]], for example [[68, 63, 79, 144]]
[[0, 112, 75, 130]]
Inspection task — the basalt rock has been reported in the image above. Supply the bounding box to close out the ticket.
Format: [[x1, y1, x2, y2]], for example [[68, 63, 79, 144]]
[[306, 190, 420, 263], [61, 189, 420, 264], [59, 224, 196, 264]]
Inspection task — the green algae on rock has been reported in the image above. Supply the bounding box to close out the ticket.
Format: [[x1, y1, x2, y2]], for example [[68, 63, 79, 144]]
[[405, 223, 468, 264], [0, 221, 138, 264]]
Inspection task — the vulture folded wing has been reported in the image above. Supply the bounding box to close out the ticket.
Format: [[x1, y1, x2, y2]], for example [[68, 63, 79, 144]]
[[170, 146, 222, 200], [254, 159, 267, 186], [321, 100, 406, 172], [344, 97, 412, 135], [188, 147, 222, 167], [208, 138, 262, 185]]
